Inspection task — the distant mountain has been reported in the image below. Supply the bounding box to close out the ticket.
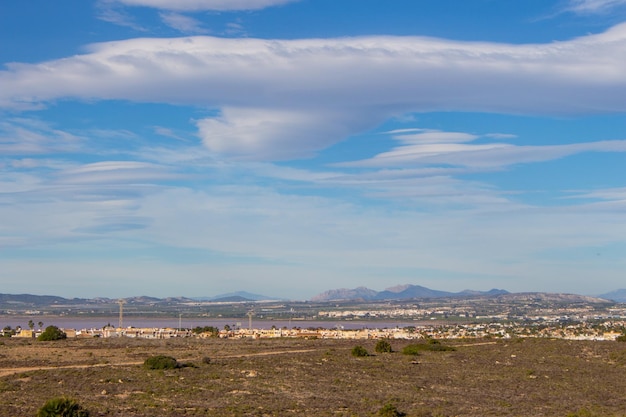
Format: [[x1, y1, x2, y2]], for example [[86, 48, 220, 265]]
[[310, 286, 378, 302], [374, 285, 453, 300], [497, 292, 612, 304], [598, 289, 626, 303], [211, 295, 254, 303], [458, 288, 510, 297], [194, 291, 279, 302], [0, 293, 88, 305], [311, 284, 509, 302]]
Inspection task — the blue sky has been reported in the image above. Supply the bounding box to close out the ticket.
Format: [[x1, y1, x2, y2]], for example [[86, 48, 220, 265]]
[[1, 0, 626, 299]]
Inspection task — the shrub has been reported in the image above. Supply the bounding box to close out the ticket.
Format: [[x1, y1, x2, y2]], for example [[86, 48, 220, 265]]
[[38, 326, 67, 341], [401, 344, 421, 356], [351, 345, 369, 357], [378, 403, 405, 417], [37, 397, 89, 417], [144, 355, 179, 370], [375, 339, 393, 353]]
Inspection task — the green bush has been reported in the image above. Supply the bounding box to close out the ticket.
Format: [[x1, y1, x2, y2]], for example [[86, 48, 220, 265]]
[[37, 326, 67, 341], [37, 397, 89, 417], [351, 345, 369, 357], [143, 355, 179, 370], [375, 339, 393, 353]]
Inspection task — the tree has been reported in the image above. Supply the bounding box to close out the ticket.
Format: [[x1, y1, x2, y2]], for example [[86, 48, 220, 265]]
[[2, 326, 15, 337], [38, 325, 67, 341], [37, 397, 89, 417], [375, 339, 393, 353], [38, 321, 44, 330], [28, 320, 35, 330], [192, 326, 219, 337]]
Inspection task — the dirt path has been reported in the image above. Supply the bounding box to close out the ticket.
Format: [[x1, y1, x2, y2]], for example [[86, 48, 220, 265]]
[[0, 348, 319, 378]]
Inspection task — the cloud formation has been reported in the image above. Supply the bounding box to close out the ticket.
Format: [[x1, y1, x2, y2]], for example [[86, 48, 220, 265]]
[[2, 25, 626, 160]]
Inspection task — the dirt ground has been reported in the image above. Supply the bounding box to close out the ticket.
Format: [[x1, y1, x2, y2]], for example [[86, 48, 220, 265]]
[[1, 336, 625, 416]]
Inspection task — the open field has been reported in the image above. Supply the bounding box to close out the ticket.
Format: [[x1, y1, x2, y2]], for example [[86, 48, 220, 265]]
[[0, 337, 625, 416]]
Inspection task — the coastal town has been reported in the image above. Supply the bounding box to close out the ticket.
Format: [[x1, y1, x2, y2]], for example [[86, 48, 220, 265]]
[[6, 313, 626, 342], [5, 319, 626, 341], [3, 291, 625, 342]]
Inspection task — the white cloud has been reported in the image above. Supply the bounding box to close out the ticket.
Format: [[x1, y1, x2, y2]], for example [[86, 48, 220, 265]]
[[113, 0, 299, 11], [2, 26, 626, 160], [196, 107, 379, 160], [159, 12, 209, 34]]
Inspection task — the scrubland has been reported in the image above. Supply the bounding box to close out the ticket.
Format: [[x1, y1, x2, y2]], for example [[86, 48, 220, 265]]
[[0, 336, 625, 416]]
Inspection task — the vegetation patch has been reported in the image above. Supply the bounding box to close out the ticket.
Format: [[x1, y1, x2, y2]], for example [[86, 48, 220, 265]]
[[375, 339, 393, 353], [351, 345, 369, 357], [401, 344, 421, 356], [378, 402, 405, 416], [38, 326, 67, 341], [37, 397, 89, 417], [402, 339, 455, 355], [143, 355, 179, 370]]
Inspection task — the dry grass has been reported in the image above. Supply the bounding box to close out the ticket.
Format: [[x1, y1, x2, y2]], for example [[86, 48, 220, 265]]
[[0, 337, 625, 416]]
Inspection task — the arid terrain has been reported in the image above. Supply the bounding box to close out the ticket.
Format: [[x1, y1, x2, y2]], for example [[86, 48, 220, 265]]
[[0, 336, 625, 416]]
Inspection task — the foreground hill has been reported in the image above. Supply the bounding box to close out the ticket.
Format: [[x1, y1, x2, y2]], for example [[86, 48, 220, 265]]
[[1, 337, 625, 416]]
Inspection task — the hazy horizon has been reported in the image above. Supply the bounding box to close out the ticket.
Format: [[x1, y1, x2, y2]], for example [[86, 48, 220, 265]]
[[2, 0, 626, 299]]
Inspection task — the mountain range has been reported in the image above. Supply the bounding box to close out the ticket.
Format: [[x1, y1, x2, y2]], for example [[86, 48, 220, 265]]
[[310, 285, 510, 302], [191, 291, 282, 302], [599, 289, 626, 303], [0, 286, 624, 306]]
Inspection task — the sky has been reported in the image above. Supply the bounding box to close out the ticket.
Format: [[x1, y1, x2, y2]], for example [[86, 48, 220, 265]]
[[1, 0, 626, 300]]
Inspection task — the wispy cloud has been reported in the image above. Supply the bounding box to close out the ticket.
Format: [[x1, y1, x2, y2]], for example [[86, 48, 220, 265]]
[[113, 0, 299, 11], [565, 0, 626, 14], [95, 0, 146, 31], [159, 12, 209, 34], [0, 118, 84, 155], [340, 132, 626, 169]]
